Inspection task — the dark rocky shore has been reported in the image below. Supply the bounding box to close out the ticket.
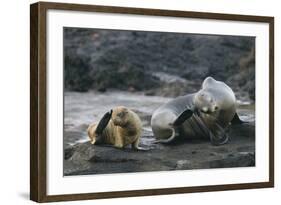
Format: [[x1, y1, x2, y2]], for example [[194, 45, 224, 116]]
[[64, 28, 255, 102], [64, 120, 255, 176]]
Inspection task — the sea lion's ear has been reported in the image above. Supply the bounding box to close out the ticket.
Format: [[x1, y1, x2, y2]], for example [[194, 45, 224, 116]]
[[95, 110, 112, 135], [173, 109, 193, 126]]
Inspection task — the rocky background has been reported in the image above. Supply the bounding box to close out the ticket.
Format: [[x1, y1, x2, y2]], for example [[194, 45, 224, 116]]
[[63, 28, 255, 176], [64, 28, 255, 102]]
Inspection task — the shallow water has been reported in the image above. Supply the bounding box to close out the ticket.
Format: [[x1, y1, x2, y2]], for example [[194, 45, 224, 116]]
[[64, 91, 255, 146]]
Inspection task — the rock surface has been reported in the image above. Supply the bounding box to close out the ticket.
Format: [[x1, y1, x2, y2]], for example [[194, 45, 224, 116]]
[[64, 121, 255, 176], [63, 91, 255, 176]]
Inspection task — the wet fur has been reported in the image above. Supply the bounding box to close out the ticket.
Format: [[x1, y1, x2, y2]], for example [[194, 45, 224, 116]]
[[151, 76, 238, 145], [87, 106, 142, 149]]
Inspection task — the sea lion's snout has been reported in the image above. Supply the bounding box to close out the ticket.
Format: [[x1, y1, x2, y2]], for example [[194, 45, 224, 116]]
[[200, 105, 218, 113], [202, 107, 208, 113], [113, 118, 122, 126], [200, 107, 212, 114], [112, 106, 129, 126], [112, 116, 121, 125]]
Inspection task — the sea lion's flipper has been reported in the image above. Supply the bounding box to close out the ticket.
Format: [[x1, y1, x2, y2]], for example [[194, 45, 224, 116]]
[[132, 146, 150, 151], [155, 110, 192, 144], [173, 109, 193, 126], [154, 128, 178, 144], [95, 110, 112, 135], [94, 135, 104, 145], [231, 112, 245, 125], [209, 123, 229, 146]]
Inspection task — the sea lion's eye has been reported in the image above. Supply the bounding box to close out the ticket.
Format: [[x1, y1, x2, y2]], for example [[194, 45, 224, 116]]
[[214, 106, 218, 110]]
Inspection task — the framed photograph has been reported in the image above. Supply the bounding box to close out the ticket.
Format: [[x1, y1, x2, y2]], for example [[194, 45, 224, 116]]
[[30, 1, 274, 202]]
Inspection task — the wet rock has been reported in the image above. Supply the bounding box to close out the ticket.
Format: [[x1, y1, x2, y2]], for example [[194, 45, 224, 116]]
[[64, 146, 75, 160], [97, 87, 107, 92], [209, 152, 217, 156], [191, 151, 197, 155], [64, 121, 255, 175], [69, 142, 95, 163], [209, 152, 255, 168], [229, 121, 255, 139], [176, 160, 192, 169], [237, 145, 255, 152], [63, 130, 84, 148]]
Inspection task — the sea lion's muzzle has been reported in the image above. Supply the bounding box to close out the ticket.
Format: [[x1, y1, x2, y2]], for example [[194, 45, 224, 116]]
[[200, 109, 211, 114], [200, 105, 218, 114]]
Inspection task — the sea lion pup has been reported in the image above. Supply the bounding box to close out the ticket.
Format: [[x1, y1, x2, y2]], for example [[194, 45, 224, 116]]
[[87, 106, 145, 150], [151, 76, 244, 146]]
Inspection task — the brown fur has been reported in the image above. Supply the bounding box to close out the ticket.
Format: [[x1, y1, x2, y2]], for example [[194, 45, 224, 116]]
[[87, 106, 142, 149]]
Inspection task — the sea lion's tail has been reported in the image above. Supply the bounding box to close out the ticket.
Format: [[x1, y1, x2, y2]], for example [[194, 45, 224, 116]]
[[154, 128, 177, 144]]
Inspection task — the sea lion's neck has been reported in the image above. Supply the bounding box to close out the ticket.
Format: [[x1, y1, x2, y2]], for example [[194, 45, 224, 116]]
[[122, 121, 135, 129], [121, 121, 138, 135]]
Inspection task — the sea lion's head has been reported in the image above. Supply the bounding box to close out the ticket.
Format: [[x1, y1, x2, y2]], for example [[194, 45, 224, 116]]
[[194, 90, 218, 114], [112, 106, 130, 127]]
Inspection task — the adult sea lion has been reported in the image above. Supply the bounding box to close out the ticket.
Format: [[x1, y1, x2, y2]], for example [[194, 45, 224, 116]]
[[87, 106, 144, 150], [151, 76, 243, 145]]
